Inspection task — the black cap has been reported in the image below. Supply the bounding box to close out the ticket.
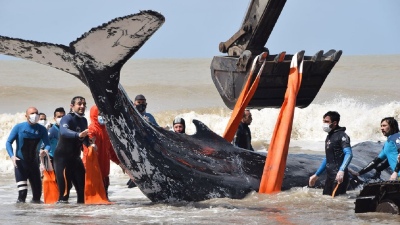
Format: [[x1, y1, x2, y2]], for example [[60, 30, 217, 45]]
[[134, 94, 146, 101], [173, 117, 185, 126]]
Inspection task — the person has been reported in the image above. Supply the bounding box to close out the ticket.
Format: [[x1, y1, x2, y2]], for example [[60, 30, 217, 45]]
[[38, 112, 53, 130], [47, 107, 66, 165], [53, 96, 90, 203], [133, 94, 159, 126], [126, 94, 159, 188], [173, 117, 186, 134], [353, 117, 400, 180], [233, 109, 254, 151], [38, 113, 47, 127], [85, 105, 122, 197], [36, 112, 48, 161], [309, 111, 353, 196], [5, 106, 51, 203]]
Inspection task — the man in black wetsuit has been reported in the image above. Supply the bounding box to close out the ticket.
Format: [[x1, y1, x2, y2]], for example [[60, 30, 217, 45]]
[[6, 107, 51, 203], [309, 111, 353, 196], [233, 109, 254, 151], [53, 96, 90, 203]]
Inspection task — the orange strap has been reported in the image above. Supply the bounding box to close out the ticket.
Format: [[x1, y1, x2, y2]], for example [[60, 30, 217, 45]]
[[259, 52, 303, 193], [223, 52, 267, 142], [84, 145, 111, 204], [40, 152, 59, 204]]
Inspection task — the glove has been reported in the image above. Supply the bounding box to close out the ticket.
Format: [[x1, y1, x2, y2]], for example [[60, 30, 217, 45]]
[[309, 174, 318, 187], [390, 172, 398, 181], [91, 143, 98, 151], [336, 171, 344, 183], [39, 149, 48, 157]]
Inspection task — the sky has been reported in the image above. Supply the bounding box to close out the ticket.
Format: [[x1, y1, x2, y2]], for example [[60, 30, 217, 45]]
[[0, 0, 399, 59]]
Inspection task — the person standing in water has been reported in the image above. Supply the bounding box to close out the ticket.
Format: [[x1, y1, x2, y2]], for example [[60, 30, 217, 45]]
[[309, 111, 353, 196], [53, 96, 90, 203], [6, 106, 51, 203], [354, 117, 400, 180], [127, 94, 158, 188], [233, 109, 254, 151], [133, 94, 159, 126], [85, 105, 122, 198], [47, 107, 66, 166]]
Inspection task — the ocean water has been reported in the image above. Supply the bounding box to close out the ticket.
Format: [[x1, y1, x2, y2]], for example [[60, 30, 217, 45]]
[[1, 55, 400, 224]]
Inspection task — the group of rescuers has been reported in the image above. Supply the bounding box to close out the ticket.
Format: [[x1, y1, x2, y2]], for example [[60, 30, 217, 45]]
[[6, 94, 400, 203]]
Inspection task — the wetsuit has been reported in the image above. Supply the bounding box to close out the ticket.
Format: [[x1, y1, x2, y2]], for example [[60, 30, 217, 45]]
[[48, 124, 60, 158], [84, 106, 120, 196], [42, 123, 61, 169], [233, 122, 254, 151], [358, 133, 400, 178], [6, 122, 50, 203], [143, 112, 159, 126], [53, 112, 88, 203], [315, 126, 352, 196]]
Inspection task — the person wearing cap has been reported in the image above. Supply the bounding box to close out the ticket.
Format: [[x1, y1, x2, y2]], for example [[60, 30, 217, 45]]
[[127, 94, 159, 189], [173, 117, 186, 134], [133, 94, 159, 126]]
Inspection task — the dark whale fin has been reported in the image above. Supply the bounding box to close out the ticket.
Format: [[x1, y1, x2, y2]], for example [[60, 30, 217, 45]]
[[191, 119, 232, 145], [0, 10, 165, 86], [70, 10, 165, 73]]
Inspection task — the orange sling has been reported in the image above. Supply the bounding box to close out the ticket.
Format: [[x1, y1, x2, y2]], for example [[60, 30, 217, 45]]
[[83, 145, 111, 204], [223, 52, 268, 142], [40, 152, 59, 204], [259, 52, 303, 193]]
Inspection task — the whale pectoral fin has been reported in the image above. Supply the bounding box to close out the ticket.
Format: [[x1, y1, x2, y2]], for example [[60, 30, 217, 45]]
[[0, 36, 80, 76], [71, 10, 165, 71]]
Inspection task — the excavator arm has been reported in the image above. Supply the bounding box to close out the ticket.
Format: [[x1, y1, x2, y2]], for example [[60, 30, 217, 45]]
[[219, 0, 286, 57], [211, 0, 342, 109]]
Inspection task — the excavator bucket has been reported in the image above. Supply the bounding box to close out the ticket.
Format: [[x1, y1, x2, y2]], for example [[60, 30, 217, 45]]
[[211, 50, 342, 109], [211, 0, 342, 109]]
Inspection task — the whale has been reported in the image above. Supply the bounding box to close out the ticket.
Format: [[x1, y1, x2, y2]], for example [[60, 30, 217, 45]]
[[0, 10, 389, 202]]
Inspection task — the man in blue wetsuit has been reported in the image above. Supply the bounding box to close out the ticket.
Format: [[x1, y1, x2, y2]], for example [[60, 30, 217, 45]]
[[355, 117, 400, 180], [6, 106, 51, 203], [47, 107, 66, 166], [309, 111, 353, 196], [53, 96, 90, 203]]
